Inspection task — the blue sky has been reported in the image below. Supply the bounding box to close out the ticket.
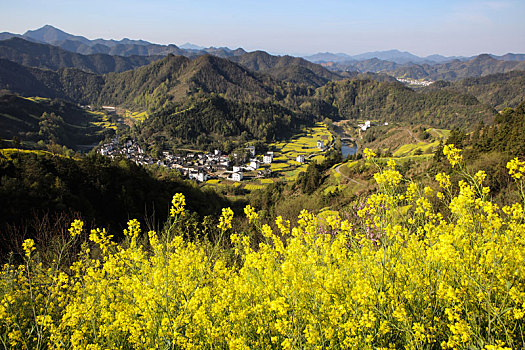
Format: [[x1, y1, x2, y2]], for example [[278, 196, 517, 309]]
[[1, 0, 524, 56]]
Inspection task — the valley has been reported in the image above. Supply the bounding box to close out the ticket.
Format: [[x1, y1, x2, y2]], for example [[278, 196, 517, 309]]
[[1, 22, 524, 350]]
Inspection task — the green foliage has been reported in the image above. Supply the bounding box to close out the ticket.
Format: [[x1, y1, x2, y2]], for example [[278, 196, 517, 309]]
[[314, 79, 496, 129], [427, 71, 525, 110], [473, 102, 525, 156], [0, 92, 113, 150], [133, 93, 311, 149], [0, 150, 229, 255], [229, 50, 342, 87]]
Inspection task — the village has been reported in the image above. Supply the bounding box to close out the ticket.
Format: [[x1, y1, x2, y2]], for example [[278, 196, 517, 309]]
[[395, 77, 433, 87], [97, 137, 329, 183]]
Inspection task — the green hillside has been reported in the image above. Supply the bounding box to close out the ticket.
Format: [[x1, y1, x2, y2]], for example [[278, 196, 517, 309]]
[[0, 92, 113, 149], [0, 37, 162, 74]]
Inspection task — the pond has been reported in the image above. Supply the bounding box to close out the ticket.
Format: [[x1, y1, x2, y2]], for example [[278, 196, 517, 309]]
[[341, 143, 357, 158]]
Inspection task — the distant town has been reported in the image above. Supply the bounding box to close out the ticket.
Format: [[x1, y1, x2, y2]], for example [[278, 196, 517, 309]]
[[395, 77, 433, 87]]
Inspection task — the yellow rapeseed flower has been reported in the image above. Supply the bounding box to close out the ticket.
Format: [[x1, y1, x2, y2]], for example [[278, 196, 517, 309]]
[[218, 207, 234, 231], [435, 172, 451, 189], [68, 219, 84, 237], [363, 148, 376, 160], [243, 205, 259, 224], [387, 159, 396, 169], [506, 157, 525, 180], [474, 170, 487, 184], [443, 144, 463, 168], [22, 238, 35, 257], [170, 193, 186, 216]]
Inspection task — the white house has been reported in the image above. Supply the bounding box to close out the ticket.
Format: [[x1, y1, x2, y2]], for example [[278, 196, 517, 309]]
[[197, 172, 208, 182], [249, 159, 260, 170], [359, 120, 371, 131], [232, 172, 243, 182], [316, 140, 324, 149], [233, 165, 242, 173], [296, 155, 305, 163], [263, 153, 273, 164]]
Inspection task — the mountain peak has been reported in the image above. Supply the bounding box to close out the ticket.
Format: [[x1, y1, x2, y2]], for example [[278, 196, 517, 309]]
[[23, 25, 90, 45], [473, 53, 497, 62], [180, 42, 205, 50]]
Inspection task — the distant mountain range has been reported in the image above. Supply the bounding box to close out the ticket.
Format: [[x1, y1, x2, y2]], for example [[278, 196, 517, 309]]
[[0, 25, 246, 58], [2, 32, 524, 85], [0, 37, 161, 74], [0, 24, 523, 140], [303, 49, 525, 65], [3, 33, 522, 151], [0, 37, 344, 87], [321, 54, 525, 81]]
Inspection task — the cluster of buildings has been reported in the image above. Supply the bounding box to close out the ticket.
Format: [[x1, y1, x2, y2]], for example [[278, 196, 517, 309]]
[[98, 137, 154, 166], [396, 77, 433, 87], [97, 139, 274, 183]]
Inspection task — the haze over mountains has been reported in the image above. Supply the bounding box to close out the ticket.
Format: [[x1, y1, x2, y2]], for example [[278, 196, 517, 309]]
[[0, 25, 246, 58], [2, 25, 524, 69], [1, 23, 525, 151]]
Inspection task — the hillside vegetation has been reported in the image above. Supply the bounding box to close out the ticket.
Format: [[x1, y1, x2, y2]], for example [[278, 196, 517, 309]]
[[0, 92, 112, 149], [0, 52, 505, 150], [0, 149, 229, 252], [313, 79, 496, 128], [435, 71, 525, 110]]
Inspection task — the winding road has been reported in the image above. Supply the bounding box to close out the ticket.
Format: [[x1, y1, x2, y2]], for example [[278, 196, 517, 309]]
[[333, 163, 366, 186]]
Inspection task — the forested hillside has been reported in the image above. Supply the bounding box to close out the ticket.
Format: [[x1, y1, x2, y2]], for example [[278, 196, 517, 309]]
[[0, 38, 162, 74], [0, 58, 104, 103], [313, 79, 496, 128], [0, 150, 228, 252], [229, 51, 342, 87], [437, 71, 525, 110], [0, 51, 507, 149], [133, 93, 311, 151], [472, 101, 525, 156], [0, 92, 112, 149]]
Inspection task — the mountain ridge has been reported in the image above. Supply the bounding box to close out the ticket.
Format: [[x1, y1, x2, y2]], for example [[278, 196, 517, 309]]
[[1, 25, 246, 59], [4, 25, 524, 65], [0, 38, 163, 74]]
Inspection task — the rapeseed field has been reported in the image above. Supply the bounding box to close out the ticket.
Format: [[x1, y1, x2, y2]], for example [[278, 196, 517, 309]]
[[1, 146, 524, 349]]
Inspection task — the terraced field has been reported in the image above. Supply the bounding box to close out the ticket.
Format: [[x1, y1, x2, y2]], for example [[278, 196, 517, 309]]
[[125, 110, 149, 123], [89, 111, 119, 130], [203, 122, 333, 192]]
